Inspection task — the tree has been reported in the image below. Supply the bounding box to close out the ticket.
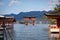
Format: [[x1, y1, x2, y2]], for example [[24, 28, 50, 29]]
[[54, 0, 60, 11], [54, 5, 60, 11]]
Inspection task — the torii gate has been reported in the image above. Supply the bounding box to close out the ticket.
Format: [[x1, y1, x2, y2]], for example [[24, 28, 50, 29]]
[[24, 16, 36, 26]]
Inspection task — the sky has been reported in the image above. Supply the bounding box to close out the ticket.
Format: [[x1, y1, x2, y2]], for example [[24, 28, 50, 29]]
[[0, 0, 60, 15]]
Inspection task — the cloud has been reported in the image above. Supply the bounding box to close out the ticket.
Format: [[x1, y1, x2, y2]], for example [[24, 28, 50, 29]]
[[28, 9, 35, 11], [9, 0, 21, 6], [52, 0, 60, 4], [48, 0, 60, 5], [47, 0, 60, 10], [0, 2, 4, 6]]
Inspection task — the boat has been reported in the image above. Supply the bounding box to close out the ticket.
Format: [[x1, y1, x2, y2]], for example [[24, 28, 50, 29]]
[[49, 25, 60, 33]]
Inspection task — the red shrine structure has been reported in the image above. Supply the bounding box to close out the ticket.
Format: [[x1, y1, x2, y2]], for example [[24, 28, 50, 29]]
[[0, 16, 16, 29], [45, 11, 60, 33], [0, 16, 16, 40]]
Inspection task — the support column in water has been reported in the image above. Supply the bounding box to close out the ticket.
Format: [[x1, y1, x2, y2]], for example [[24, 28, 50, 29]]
[[31, 17, 36, 26], [24, 17, 29, 26]]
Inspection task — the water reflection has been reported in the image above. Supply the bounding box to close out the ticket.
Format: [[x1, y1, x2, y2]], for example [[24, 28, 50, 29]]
[[49, 33, 60, 40]]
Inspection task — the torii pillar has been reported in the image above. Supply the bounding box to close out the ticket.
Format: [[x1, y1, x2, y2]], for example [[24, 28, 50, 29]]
[[31, 17, 36, 26], [24, 17, 29, 26]]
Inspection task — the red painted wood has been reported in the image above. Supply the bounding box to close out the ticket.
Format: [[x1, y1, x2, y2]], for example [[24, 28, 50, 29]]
[[57, 18, 60, 28]]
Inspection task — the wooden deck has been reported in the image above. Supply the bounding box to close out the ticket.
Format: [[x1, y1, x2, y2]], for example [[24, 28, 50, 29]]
[[0, 26, 14, 40]]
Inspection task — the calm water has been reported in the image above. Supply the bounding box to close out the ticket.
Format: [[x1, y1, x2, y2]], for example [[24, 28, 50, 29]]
[[13, 24, 60, 40], [13, 24, 49, 40]]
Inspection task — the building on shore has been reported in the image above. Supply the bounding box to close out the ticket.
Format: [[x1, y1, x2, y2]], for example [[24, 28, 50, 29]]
[[0, 16, 16, 40], [45, 10, 60, 33]]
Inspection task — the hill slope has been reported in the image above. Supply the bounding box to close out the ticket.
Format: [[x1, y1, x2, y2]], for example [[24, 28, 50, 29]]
[[4, 11, 47, 21]]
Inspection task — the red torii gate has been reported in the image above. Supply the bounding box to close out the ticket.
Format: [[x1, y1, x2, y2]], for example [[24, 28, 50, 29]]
[[24, 16, 36, 26]]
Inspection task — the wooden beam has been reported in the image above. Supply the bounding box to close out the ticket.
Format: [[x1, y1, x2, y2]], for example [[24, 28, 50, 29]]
[[46, 15, 60, 19]]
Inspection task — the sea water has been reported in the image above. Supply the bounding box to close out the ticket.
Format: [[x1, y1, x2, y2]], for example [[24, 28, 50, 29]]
[[13, 24, 60, 40]]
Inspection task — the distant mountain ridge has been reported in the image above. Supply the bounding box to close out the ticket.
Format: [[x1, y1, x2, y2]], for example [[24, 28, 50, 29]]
[[4, 11, 47, 21]]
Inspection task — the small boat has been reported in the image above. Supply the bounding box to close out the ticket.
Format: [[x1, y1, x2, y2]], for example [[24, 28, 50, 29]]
[[49, 25, 60, 33]]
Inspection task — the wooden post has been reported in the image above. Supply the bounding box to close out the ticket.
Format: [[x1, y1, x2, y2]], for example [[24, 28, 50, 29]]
[[56, 18, 60, 28]]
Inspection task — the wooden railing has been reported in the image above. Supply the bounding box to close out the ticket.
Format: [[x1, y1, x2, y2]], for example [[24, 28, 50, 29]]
[[4, 27, 14, 40]]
